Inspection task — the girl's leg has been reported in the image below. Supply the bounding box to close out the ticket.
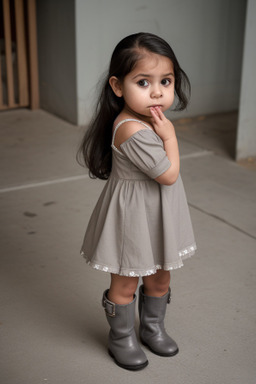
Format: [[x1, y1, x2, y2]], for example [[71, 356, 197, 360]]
[[103, 273, 148, 370], [108, 273, 139, 304], [142, 269, 170, 297], [139, 269, 178, 356]]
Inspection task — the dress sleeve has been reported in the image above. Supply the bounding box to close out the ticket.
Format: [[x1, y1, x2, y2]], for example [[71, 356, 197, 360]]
[[120, 129, 171, 179]]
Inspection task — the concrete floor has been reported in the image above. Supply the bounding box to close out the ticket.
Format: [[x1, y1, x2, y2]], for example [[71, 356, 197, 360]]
[[0, 109, 255, 384]]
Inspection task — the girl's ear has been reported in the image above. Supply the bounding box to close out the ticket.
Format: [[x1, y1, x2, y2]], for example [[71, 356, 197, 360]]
[[109, 76, 123, 97]]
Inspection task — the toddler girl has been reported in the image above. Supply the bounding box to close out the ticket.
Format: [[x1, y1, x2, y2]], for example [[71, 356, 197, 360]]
[[78, 32, 196, 371]]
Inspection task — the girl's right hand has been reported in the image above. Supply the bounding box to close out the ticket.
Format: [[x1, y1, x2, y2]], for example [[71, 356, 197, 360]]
[[150, 106, 180, 185], [150, 106, 176, 142]]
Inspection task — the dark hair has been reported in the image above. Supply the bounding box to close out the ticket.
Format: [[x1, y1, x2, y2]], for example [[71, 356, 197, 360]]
[[77, 32, 191, 180]]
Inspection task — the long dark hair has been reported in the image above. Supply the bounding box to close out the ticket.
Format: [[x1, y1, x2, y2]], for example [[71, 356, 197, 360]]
[[77, 32, 191, 180]]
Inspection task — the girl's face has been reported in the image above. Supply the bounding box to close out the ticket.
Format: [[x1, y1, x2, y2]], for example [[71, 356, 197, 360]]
[[110, 52, 175, 121]]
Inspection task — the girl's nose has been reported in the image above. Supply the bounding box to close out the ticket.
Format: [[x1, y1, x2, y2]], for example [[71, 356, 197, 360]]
[[150, 86, 163, 98]]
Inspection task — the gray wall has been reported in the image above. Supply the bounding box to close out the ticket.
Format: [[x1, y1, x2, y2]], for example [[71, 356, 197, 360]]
[[236, 0, 256, 160], [36, 0, 246, 126], [75, 0, 246, 125], [37, 0, 77, 124]]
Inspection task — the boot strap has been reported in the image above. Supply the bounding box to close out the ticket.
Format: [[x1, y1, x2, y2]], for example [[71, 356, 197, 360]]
[[167, 289, 171, 304], [102, 297, 116, 317]]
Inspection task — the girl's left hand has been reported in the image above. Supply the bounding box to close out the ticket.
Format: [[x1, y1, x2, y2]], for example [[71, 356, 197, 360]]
[[150, 106, 176, 142]]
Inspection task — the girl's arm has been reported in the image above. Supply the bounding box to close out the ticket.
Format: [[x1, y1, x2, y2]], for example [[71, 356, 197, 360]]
[[150, 106, 180, 186]]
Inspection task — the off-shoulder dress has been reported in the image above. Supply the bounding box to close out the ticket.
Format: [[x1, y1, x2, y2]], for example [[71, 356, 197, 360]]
[[80, 119, 196, 276]]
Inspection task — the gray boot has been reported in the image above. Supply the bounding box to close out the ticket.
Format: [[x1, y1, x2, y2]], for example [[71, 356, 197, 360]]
[[102, 290, 148, 370], [139, 285, 179, 357]]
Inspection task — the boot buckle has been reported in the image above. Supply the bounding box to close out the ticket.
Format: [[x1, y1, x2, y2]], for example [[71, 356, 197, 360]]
[[102, 298, 116, 317]]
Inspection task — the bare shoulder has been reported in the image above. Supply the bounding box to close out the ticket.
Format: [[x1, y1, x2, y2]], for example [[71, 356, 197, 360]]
[[114, 120, 150, 149]]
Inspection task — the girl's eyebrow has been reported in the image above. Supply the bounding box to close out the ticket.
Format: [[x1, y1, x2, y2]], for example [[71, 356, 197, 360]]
[[132, 72, 174, 79]]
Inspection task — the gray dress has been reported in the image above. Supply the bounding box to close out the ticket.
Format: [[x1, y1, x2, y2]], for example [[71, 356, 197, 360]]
[[80, 119, 196, 276]]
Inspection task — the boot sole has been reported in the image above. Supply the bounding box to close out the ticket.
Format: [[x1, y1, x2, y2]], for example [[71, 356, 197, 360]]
[[140, 339, 179, 357], [108, 349, 148, 371]]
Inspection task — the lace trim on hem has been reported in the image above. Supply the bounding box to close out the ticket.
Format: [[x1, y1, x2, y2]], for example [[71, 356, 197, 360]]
[[80, 244, 196, 277]]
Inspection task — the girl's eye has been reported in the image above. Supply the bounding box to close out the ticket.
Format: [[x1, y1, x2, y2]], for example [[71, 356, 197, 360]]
[[137, 79, 149, 87], [161, 78, 172, 86]]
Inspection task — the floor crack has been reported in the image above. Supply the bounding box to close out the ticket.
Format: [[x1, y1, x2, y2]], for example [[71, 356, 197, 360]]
[[188, 202, 256, 240]]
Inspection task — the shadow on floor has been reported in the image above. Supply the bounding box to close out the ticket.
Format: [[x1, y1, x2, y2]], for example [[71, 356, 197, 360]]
[[174, 111, 238, 160]]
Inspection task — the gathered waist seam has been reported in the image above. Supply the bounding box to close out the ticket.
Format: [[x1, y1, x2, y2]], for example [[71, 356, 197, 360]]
[[110, 174, 153, 182]]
